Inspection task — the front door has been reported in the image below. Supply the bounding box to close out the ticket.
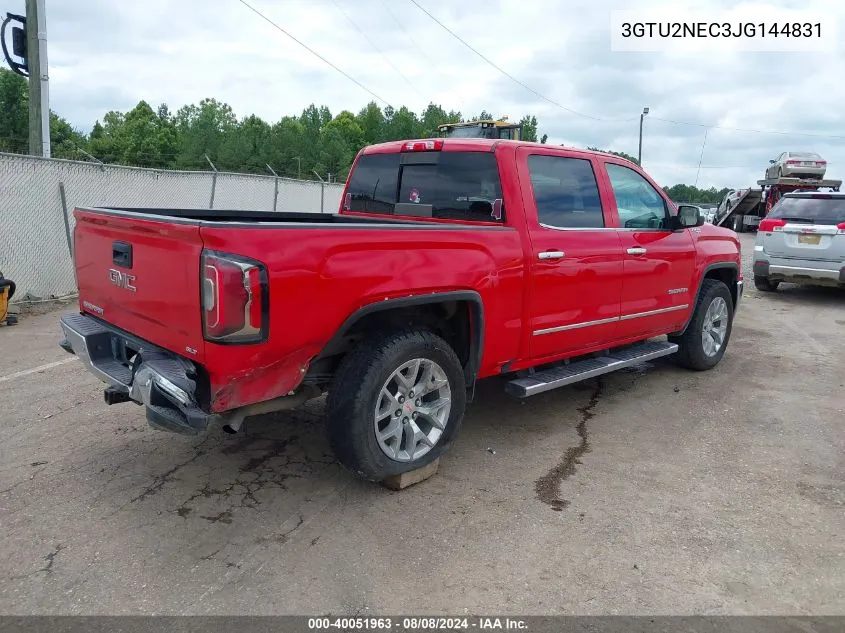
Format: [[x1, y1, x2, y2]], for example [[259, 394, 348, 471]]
[[519, 149, 624, 360], [600, 161, 697, 339]]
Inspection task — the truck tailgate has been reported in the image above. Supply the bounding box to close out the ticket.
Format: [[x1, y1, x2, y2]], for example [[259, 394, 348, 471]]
[[74, 210, 205, 360]]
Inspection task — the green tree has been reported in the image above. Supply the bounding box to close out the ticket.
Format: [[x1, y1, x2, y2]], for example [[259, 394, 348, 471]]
[[174, 98, 237, 169], [0, 68, 28, 153], [419, 103, 461, 138], [663, 184, 730, 204], [49, 113, 87, 159], [519, 115, 539, 142], [88, 101, 177, 168], [384, 106, 422, 141], [0, 81, 562, 183], [357, 101, 385, 145], [267, 116, 306, 177], [0, 67, 86, 157], [587, 147, 640, 165]]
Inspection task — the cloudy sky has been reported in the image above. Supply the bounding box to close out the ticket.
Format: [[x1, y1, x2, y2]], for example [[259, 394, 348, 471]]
[[9, 0, 844, 188]]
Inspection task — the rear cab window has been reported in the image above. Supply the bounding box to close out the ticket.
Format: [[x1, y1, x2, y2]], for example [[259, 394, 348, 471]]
[[768, 195, 845, 225], [345, 150, 505, 223]]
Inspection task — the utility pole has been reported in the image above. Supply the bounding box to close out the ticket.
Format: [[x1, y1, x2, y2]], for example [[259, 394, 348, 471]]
[[637, 106, 649, 166], [25, 0, 50, 157]]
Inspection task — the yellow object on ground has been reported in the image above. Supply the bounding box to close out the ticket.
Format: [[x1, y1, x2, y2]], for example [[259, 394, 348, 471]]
[[0, 275, 17, 326]]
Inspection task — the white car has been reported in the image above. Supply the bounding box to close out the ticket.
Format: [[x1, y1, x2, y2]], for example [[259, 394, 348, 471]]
[[717, 189, 748, 220], [765, 152, 827, 180]]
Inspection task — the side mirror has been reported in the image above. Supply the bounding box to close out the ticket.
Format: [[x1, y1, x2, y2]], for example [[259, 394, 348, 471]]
[[674, 205, 704, 229], [769, 159, 776, 164]]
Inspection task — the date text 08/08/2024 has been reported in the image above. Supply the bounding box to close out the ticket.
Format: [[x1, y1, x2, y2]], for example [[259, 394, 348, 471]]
[[621, 22, 822, 38], [307, 617, 528, 630]]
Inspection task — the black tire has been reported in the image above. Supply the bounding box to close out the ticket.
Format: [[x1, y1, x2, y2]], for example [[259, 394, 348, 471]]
[[754, 276, 780, 292], [732, 214, 744, 233], [669, 279, 734, 371], [777, 167, 783, 179], [326, 329, 466, 481]]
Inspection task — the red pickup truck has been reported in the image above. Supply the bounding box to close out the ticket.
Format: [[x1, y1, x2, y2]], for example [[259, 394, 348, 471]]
[[60, 138, 743, 481]]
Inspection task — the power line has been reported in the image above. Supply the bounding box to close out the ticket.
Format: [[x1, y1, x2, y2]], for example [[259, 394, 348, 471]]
[[378, 0, 440, 74], [408, 0, 635, 123], [694, 128, 708, 188], [408, 3, 845, 138], [329, 0, 424, 100], [236, 0, 392, 106]]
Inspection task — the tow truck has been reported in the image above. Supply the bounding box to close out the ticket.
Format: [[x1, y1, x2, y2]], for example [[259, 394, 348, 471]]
[[438, 118, 523, 141], [716, 177, 842, 233]]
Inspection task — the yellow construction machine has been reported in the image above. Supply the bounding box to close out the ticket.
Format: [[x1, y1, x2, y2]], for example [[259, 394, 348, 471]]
[[438, 117, 523, 141]]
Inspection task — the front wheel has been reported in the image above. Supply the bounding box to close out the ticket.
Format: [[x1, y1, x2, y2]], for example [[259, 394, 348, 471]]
[[670, 279, 734, 371], [326, 329, 466, 481]]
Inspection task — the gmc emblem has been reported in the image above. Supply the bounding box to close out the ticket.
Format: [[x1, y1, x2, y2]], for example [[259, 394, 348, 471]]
[[109, 268, 136, 292]]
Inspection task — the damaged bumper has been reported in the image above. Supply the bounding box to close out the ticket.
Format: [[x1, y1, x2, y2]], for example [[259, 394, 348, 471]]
[[59, 313, 211, 435]]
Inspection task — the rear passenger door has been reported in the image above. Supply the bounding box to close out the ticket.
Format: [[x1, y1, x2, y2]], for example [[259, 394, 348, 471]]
[[600, 161, 697, 340], [518, 148, 624, 360]]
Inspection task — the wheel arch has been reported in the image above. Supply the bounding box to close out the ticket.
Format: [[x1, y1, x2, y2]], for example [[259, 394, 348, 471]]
[[309, 290, 485, 390], [674, 263, 739, 335]]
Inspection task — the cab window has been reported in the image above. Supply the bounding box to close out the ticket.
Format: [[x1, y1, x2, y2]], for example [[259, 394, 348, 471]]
[[527, 155, 605, 228], [605, 163, 669, 229], [345, 151, 504, 223]]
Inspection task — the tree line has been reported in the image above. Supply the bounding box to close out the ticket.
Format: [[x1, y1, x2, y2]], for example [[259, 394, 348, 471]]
[[1, 68, 542, 181], [0, 67, 730, 202]]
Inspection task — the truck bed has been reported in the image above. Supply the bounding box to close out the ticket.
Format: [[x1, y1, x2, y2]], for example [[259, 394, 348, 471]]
[[84, 207, 431, 226]]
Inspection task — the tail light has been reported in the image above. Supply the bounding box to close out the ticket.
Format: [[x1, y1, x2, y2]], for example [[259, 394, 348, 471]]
[[817, 161, 827, 166], [837, 222, 845, 232], [402, 140, 444, 152], [201, 251, 268, 344], [758, 218, 786, 232]]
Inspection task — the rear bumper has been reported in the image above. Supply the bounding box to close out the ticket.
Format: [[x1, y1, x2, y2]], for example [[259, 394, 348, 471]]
[[769, 264, 842, 281], [782, 166, 826, 178], [59, 313, 212, 435], [753, 255, 845, 284]]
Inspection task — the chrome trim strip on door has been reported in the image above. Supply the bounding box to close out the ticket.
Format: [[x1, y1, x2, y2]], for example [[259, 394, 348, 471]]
[[534, 316, 619, 336], [618, 304, 689, 321], [533, 304, 689, 335]]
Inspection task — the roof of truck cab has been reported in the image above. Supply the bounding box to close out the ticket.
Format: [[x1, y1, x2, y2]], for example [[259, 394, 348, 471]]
[[360, 138, 635, 163]]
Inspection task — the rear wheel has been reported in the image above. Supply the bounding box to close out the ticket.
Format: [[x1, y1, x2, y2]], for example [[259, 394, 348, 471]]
[[326, 329, 466, 481], [670, 279, 734, 371], [754, 276, 780, 292]]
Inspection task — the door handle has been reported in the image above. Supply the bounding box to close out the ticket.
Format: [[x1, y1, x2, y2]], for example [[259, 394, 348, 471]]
[[538, 250, 565, 260], [626, 247, 647, 255]]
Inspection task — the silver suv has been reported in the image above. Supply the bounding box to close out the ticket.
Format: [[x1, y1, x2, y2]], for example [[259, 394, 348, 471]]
[[753, 191, 845, 291]]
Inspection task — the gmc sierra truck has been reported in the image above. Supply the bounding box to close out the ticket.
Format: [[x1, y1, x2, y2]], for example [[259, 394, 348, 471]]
[[60, 138, 743, 481]]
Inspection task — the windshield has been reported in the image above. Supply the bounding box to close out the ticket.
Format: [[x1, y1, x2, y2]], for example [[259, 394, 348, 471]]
[[768, 196, 845, 225]]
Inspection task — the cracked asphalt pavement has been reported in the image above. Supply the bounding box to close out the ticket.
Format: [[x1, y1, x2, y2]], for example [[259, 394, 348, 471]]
[[0, 233, 843, 615]]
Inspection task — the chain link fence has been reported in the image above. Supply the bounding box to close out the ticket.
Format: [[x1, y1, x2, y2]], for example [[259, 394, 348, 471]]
[[0, 153, 344, 302]]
